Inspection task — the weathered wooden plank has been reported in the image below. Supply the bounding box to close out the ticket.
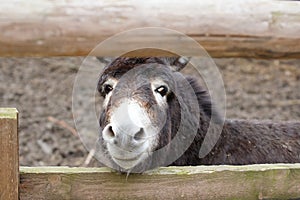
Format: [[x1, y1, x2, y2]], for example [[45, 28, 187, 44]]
[[20, 164, 300, 200], [0, 0, 300, 58], [0, 108, 19, 200]]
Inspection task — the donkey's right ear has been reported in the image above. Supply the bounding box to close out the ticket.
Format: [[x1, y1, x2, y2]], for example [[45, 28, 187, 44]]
[[96, 57, 115, 66], [168, 57, 190, 72]]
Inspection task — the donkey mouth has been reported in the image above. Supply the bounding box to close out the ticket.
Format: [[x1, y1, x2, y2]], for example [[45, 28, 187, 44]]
[[107, 145, 148, 169], [112, 153, 142, 162], [111, 153, 147, 169], [106, 139, 150, 169]]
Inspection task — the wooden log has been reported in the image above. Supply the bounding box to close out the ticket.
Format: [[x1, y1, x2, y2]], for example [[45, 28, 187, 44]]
[[0, 0, 300, 58], [0, 108, 19, 200], [20, 164, 300, 199]]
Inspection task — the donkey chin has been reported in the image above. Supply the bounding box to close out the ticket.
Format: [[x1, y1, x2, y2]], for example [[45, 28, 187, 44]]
[[106, 141, 150, 170]]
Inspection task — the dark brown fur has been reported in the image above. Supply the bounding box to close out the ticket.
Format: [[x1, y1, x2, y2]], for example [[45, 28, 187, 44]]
[[174, 78, 300, 165], [98, 57, 300, 171]]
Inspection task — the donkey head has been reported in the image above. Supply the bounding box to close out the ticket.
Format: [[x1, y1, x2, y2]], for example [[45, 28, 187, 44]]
[[97, 57, 196, 172]]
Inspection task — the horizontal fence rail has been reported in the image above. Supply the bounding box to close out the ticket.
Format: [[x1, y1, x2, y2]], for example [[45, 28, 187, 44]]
[[20, 164, 300, 200], [0, 0, 300, 58]]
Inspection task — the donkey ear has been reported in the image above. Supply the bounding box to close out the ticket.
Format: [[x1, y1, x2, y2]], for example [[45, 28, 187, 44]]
[[166, 57, 190, 71], [96, 57, 115, 66]]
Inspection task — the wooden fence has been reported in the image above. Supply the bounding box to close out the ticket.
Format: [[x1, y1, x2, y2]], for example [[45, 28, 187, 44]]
[[1, 109, 300, 199], [0, 108, 18, 200], [0, 0, 300, 58], [19, 165, 300, 199]]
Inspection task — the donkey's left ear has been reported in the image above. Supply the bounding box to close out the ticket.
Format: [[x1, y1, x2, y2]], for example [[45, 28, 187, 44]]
[[167, 57, 190, 72]]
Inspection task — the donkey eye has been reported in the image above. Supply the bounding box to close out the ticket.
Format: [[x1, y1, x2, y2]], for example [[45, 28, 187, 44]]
[[104, 84, 113, 94], [155, 86, 168, 97]]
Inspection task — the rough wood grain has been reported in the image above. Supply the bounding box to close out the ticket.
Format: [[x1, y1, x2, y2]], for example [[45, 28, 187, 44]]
[[20, 164, 300, 200], [0, 108, 19, 200], [0, 0, 300, 58]]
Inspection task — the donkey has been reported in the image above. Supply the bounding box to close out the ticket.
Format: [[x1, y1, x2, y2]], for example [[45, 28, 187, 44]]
[[97, 57, 300, 173]]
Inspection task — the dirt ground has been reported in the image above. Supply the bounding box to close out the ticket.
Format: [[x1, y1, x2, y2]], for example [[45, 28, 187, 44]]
[[0, 57, 299, 167]]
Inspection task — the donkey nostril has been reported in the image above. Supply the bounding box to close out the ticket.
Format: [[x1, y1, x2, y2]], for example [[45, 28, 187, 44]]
[[133, 128, 145, 141], [103, 125, 115, 141], [108, 126, 115, 138]]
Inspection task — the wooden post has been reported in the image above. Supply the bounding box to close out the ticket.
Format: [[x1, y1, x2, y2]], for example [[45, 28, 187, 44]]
[[0, 108, 19, 200]]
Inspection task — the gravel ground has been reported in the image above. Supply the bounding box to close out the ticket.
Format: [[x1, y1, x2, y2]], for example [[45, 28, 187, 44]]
[[0, 57, 299, 167]]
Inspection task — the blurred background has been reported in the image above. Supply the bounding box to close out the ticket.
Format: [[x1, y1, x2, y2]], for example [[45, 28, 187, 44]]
[[0, 57, 299, 167]]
